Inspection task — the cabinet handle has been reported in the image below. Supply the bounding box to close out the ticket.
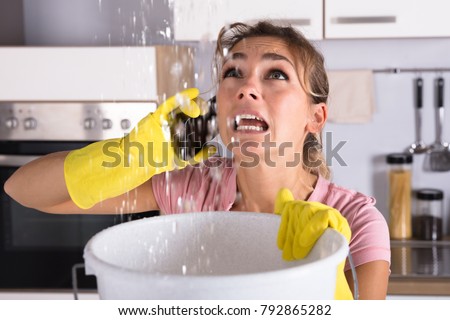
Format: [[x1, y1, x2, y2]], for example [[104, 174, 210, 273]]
[[331, 16, 396, 24], [246, 18, 311, 26]]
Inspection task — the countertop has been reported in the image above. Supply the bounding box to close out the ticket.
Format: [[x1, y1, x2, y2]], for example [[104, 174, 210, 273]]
[[388, 237, 450, 296]]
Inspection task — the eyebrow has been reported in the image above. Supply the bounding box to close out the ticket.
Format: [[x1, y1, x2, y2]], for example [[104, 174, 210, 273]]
[[223, 52, 295, 68]]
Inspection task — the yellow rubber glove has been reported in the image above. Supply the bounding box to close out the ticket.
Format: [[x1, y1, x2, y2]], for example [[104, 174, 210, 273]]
[[274, 188, 353, 300], [64, 88, 213, 209]]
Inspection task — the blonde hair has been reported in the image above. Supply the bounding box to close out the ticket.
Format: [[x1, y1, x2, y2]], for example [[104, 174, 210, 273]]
[[214, 21, 330, 179]]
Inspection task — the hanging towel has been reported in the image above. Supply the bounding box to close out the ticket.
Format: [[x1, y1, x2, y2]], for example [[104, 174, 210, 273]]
[[326, 69, 376, 124]]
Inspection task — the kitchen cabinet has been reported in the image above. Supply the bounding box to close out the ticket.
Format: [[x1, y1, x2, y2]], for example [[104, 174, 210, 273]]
[[173, 0, 323, 41], [0, 46, 194, 101], [325, 0, 450, 39]]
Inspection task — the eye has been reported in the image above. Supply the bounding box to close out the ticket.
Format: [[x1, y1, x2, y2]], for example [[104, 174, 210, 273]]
[[267, 70, 288, 80], [222, 67, 241, 79]]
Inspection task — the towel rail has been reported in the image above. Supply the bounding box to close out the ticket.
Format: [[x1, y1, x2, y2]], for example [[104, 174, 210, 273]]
[[373, 68, 450, 74]]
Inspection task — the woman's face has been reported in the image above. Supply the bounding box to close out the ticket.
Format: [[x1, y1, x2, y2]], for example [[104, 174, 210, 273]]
[[216, 36, 319, 162]]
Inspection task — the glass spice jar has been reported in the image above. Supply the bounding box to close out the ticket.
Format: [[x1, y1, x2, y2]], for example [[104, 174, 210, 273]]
[[386, 153, 413, 240], [413, 188, 444, 241]]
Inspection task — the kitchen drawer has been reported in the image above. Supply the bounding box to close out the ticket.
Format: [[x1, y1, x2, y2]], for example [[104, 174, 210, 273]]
[[325, 0, 450, 39]]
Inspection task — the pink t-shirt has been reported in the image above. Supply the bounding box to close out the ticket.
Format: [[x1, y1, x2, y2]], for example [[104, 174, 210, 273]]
[[152, 158, 391, 271]]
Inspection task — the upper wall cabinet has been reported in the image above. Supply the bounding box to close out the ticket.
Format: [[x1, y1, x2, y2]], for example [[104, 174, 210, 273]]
[[325, 0, 450, 39], [173, 0, 323, 41]]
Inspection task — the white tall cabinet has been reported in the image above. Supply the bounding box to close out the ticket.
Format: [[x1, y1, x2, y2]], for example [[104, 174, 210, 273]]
[[173, 0, 323, 41]]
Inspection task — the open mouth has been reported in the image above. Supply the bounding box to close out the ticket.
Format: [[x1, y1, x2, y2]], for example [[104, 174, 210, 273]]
[[234, 114, 269, 132]]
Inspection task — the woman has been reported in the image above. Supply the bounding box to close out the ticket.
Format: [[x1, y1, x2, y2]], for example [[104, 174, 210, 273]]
[[4, 21, 390, 299]]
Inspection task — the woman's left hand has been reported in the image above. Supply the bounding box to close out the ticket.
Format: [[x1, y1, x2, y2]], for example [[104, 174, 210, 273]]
[[274, 188, 353, 299]]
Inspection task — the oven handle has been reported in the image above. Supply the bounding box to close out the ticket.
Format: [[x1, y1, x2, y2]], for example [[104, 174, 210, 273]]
[[0, 154, 40, 167]]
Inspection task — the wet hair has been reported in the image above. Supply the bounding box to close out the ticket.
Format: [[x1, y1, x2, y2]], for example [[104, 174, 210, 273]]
[[214, 21, 330, 179]]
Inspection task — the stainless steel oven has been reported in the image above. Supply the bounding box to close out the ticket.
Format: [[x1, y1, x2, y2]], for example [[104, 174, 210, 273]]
[[0, 102, 159, 290]]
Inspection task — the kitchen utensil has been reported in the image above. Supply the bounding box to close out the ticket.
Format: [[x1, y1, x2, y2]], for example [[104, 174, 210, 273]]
[[428, 77, 450, 171], [171, 96, 218, 161], [84, 211, 349, 299], [408, 78, 428, 154]]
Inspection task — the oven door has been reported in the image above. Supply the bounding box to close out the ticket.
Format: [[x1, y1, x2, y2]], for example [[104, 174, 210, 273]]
[[0, 142, 158, 290]]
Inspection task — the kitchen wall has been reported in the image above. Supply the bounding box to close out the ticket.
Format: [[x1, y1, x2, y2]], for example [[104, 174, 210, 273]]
[[319, 39, 450, 234], [4, 0, 450, 234]]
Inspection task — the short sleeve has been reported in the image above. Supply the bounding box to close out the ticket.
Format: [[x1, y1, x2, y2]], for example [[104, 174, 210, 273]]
[[344, 204, 391, 271]]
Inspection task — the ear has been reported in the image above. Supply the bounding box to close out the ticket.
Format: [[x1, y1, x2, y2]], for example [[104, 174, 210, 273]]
[[306, 103, 327, 133]]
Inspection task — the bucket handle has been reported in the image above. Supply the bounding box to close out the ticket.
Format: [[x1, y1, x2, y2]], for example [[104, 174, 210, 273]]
[[347, 252, 359, 300], [71, 263, 85, 300]]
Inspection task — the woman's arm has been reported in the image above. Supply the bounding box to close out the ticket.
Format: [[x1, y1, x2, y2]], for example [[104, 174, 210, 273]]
[[4, 151, 159, 214], [345, 260, 390, 300]]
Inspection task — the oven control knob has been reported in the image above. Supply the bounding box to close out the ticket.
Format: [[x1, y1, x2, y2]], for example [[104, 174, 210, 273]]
[[5, 117, 19, 129], [84, 118, 97, 130], [24, 117, 37, 130], [102, 118, 113, 130], [121, 119, 131, 130]]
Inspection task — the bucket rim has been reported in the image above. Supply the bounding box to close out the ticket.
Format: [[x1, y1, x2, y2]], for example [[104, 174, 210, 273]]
[[84, 211, 349, 283]]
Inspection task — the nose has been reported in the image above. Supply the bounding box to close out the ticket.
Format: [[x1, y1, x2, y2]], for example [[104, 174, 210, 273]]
[[238, 91, 258, 100], [237, 82, 260, 101]]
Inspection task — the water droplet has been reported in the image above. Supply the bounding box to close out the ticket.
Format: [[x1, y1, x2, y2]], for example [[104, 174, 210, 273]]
[[170, 62, 183, 77], [176, 196, 183, 211], [222, 47, 229, 57], [172, 221, 177, 234], [132, 12, 137, 27], [141, 31, 146, 46], [209, 166, 221, 182]]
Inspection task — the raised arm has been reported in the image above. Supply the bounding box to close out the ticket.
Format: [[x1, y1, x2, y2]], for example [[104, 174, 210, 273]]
[[5, 89, 211, 215]]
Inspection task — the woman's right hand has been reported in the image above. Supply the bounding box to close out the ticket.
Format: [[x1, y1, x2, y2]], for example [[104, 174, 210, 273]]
[[64, 88, 213, 209]]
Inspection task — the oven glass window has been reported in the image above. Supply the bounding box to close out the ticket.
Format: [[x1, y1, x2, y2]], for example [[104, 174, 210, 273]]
[[2, 166, 117, 250], [1, 164, 158, 289]]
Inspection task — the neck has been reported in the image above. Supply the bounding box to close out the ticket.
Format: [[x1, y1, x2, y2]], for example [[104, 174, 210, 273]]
[[232, 163, 317, 213]]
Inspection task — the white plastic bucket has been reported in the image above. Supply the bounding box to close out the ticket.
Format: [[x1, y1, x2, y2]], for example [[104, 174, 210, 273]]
[[84, 211, 348, 299]]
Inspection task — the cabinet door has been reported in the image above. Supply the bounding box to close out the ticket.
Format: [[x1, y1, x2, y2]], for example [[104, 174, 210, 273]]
[[325, 0, 450, 38], [173, 0, 323, 41]]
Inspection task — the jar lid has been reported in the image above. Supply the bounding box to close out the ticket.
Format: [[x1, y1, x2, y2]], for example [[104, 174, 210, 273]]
[[417, 188, 444, 200], [386, 153, 413, 164]]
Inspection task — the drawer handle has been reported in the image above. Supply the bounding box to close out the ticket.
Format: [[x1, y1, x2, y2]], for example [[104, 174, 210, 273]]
[[246, 18, 311, 26], [331, 16, 396, 24]]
